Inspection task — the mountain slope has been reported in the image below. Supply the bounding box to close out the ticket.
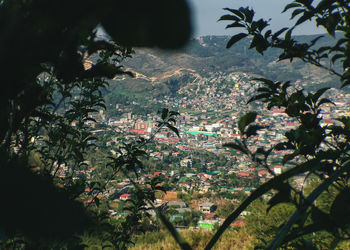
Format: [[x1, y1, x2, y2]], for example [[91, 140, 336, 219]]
[[108, 34, 340, 99]]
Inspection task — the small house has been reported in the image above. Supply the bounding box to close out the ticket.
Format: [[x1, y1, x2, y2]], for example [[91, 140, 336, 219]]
[[119, 193, 131, 201], [199, 202, 216, 213]]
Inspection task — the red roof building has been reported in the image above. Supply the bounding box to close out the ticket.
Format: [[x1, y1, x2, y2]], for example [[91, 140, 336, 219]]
[[120, 194, 131, 201], [237, 172, 250, 177]]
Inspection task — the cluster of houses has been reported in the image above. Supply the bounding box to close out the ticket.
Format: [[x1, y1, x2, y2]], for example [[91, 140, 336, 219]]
[[64, 71, 350, 231]]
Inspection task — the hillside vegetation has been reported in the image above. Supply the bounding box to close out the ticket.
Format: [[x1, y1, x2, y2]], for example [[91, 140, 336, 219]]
[[109, 34, 340, 100]]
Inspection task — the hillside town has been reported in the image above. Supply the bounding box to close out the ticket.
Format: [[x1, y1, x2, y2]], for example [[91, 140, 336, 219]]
[[59, 71, 350, 230]]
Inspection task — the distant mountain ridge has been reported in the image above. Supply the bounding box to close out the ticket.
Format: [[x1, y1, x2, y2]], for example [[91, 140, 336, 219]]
[[108, 34, 341, 98]]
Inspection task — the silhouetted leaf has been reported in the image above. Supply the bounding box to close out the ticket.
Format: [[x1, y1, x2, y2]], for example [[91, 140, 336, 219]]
[[226, 33, 248, 48], [282, 3, 302, 13], [94, 197, 100, 207], [316, 0, 336, 11], [312, 87, 330, 103], [223, 142, 247, 154], [272, 27, 289, 39], [317, 98, 335, 107], [295, 12, 313, 26], [218, 14, 240, 22], [330, 187, 350, 228], [267, 183, 291, 213], [285, 28, 293, 40], [226, 23, 246, 29], [169, 111, 180, 116], [245, 125, 266, 137], [167, 125, 180, 138], [161, 108, 169, 120], [238, 112, 257, 133], [310, 35, 324, 46], [223, 8, 244, 19], [247, 93, 270, 104], [331, 54, 344, 64], [240, 7, 254, 23], [282, 152, 297, 165], [291, 9, 304, 19]]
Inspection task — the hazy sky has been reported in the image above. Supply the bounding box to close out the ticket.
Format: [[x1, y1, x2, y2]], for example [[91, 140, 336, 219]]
[[188, 0, 324, 37]]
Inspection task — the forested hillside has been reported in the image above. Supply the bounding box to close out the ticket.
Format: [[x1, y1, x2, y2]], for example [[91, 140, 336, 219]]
[[107, 34, 341, 101]]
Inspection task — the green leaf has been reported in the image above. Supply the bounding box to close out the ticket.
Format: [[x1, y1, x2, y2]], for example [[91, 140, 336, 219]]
[[316, 0, 336, 11], [310, 35, 324, 46], [326, 14, 339, 37], [218, 14, 240, 22], [285, 28, 293, 40], [317, 98, 335, 107], [223, 8, 244, 19], [102, 241, 114, 249], [264, 30, 272, 39], [250, 34, 269, 54], [331, 54, 344, 64], [238, 112, 257, 133], [240, 7, 254, 23], [226, 33, 248, 48], [205, 158, 322, 250], [333, 38, 347, 50], [330, 187, 350, 228], [247, 93, 270, 104], [291, 8, 304, 19], [223, 142, 247, 154], [255, 18, 269, 32], [94, 197, 100, 207], [161, 108, 169, 120], [312, 87, 330, 103], [253, 77, 275, 89], [282, 3, 302, 13], [245, 125, 266, 137], [267, 183, 291, 213], [295, 12, 313, 26], [226, 23, 245, 29], [267, 164, 350, 249], [167, 125, 180, 138], [282, 152, 297, 165], [272, 27, 289, 39], [169, 111, 180, 116]]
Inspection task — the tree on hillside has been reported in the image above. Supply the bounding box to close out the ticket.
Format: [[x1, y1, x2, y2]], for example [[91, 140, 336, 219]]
[[204, 1, 350, 249], [0, 0, 191, 248]]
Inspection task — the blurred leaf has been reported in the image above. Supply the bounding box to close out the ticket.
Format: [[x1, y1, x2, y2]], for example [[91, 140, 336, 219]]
[[272, 27, 289, 39], [267, 183, 291, 213], [245, 125, 266, 137], [282, 3, 302, 13], [295, 12, 313, 26], [312, 87, 330, 103], [331, 54, 344, 64], [94, 197, 100, 207], [247, 93, 270, 104], [238, 112, 257, 133], [317, 98, 335, 107], [167, 125, 180, 138], [161, 108, 169, 120], [223, 142, 247, 154], [330, 187, 350, 228]]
